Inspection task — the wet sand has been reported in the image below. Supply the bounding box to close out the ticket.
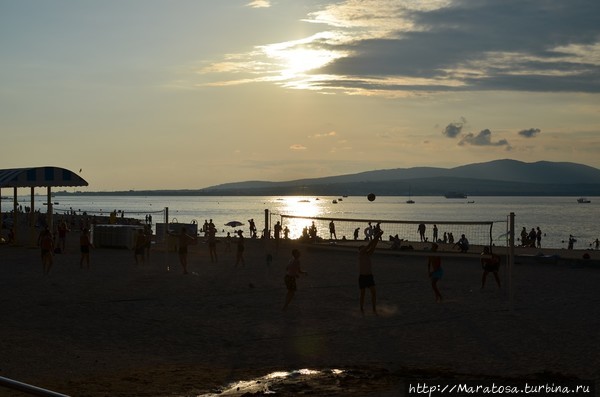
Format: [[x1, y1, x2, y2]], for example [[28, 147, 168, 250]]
[[0, 235, 599, 396]]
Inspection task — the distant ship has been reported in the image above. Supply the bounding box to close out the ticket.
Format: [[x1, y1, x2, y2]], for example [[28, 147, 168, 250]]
[[406, 184, 415, 204], [444, 192, 468, 199], [577, 197, 591, 203]]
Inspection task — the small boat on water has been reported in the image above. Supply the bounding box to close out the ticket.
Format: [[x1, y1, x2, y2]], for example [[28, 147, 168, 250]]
[[444, 192, 468, 199], [577, 197, 591, 203], [406, 184, 415, 204], [332, 199, 338, 204]]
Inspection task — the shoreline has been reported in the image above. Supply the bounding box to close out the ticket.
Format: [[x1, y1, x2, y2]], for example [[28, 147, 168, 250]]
[[1, 235, 598, 396]]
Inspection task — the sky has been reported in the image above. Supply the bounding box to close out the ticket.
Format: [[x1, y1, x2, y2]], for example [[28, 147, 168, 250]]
[[1, 0, 599, 191]]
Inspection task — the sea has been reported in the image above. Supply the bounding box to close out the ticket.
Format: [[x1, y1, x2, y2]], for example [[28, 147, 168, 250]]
[[10, 194, 598, 250]]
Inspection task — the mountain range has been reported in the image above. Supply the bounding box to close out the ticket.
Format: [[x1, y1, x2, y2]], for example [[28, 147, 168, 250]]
[[199, 159, 600, 197], [57, 159, 600, 196]]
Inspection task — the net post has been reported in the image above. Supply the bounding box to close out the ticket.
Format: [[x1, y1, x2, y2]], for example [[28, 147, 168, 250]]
[[264, 209, 270, 239], [164, 207, 169, 272], [508, 212, 515, 311]]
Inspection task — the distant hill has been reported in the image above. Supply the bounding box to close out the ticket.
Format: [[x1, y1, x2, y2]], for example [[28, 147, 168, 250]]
[[198, 159, 600, 196], [56, 159, 600, 197]]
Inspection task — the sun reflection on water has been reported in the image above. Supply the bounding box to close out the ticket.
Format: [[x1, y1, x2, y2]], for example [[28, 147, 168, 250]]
[[275, 196, 323, 239]]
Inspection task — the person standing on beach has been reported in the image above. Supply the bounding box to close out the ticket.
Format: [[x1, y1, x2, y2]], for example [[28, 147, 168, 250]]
[[480, 246, 501, 289], [358, 229, 383, 315], [176, 227, 197, 274], [39, 228, 54, 275], [329, 220, 337, 240], [248, 219, 256, 238], [568, 234, 576, 250], [274, 221, 282, 249], [418, 223, 426, 242], [57, 219, 69, 253], [144, 225, 152, 260], [427, 243, 443, 302], [80, 228, 93, 269], [224, 232, 232, 252], [536, 227, 542, 248], [235, 230, 245, 267], [207, 224, 218, 263], [134, 229, 146, 265], [283, 249, 307, 310]]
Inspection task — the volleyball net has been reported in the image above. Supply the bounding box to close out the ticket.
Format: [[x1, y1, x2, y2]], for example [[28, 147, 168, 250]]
[[277, 214, 504, 249]]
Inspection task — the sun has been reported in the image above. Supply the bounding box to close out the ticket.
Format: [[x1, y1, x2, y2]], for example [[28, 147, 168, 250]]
[[280, 48, 337, 75], [261, 34, 347, 81]]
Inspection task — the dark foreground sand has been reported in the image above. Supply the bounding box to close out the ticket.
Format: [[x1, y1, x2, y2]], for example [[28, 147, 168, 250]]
[[0, 236, 599, 396]]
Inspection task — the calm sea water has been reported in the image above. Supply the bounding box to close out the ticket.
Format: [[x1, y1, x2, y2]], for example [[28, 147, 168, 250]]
[[16, 195, 596, 250]]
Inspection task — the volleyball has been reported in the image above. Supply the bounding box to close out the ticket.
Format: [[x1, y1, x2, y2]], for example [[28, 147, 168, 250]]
[[367, 193, 376, 201]]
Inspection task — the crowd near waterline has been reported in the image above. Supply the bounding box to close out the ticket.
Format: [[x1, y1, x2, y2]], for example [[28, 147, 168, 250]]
[[2, 194, 599, 316]]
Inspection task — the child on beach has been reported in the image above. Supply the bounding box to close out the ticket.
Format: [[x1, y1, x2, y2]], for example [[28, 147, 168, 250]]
[[358, 229, 383, 315], [283, 249, 306, 310], [427, 243, 443, 302]]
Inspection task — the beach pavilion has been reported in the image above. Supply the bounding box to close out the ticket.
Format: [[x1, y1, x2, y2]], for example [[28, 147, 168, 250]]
[[0, 166, 88, 245]]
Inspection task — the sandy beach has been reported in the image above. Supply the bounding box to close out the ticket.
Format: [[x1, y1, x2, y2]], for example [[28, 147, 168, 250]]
[[0, 233, 599, 396]]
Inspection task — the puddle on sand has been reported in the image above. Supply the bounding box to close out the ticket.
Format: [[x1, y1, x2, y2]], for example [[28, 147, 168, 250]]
[[197, 367, 398, 396]]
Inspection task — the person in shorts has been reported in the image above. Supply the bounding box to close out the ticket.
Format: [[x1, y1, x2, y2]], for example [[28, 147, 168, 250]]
[[134, 229, 146, 265], [283, 249, 306, 310], [80, 228, 93, 269], [39, 228, 54, 275], [358, 229, 382, 314], [175, 227, 196, 274], [428, 243, 443, 302], [481, 246, 501, 289]]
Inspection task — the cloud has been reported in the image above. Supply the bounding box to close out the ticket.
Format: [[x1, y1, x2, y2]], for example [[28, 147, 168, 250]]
[[459, 129, 511, 148], [202, 0, 600, 95], [443, 118, 466, 138], [518, 128, 541, 138], [290, 144, 307, 150], [247, 0, 271, 8]]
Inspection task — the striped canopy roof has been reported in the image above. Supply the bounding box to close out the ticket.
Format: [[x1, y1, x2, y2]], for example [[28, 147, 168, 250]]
[[0, 167, 88, 188]]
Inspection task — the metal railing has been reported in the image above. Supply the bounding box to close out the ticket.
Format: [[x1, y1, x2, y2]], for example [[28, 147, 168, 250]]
[[0, 376, 70, 397]]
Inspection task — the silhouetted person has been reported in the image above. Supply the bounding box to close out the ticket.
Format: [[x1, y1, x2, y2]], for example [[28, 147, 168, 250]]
[[358, 229, 383, 315], [283, 249, 306, 310], [427, 243, 443, 302], [481, 246, 501, 289]]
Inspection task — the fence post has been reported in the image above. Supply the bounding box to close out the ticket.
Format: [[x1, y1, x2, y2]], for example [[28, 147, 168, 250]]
[[508, 212, 515, 311], [264, 209, 270, 239], [164, 207, 169, 271]]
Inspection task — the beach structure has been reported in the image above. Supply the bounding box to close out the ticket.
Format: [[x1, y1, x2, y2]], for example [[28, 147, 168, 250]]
[[0, 166, 88, 245]]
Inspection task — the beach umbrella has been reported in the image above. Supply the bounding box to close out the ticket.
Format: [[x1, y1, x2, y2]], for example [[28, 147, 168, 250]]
[[225, 221, 244, 227]]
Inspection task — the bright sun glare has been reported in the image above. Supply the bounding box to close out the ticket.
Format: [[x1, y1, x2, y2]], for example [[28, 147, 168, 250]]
[[261, 34, 347, 82]]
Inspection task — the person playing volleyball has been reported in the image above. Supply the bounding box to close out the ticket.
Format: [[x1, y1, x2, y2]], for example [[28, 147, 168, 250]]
[[428, 243, 443, 302], [358, 229, 383, 314]]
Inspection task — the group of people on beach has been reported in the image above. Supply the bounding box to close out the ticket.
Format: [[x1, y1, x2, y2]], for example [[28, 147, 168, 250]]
[[520, 226, 543, 248], [282, 229, 502, 314], [36, 222, 94, 274]]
